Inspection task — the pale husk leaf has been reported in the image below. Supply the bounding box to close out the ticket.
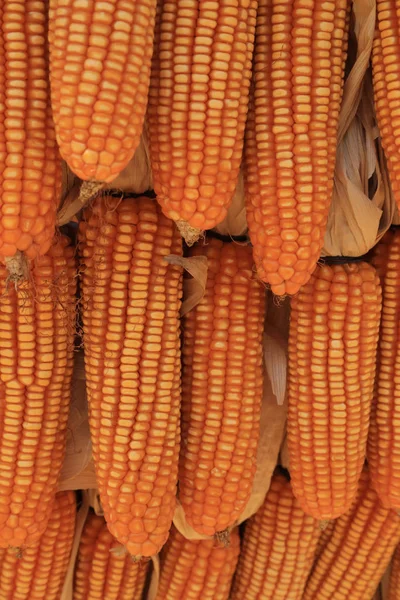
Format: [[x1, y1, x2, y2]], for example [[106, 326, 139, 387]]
[[147, 556, 161, 600], [60, 491, 90, 600], [322, 0, 395, 257], [86, 489, 104, 517], [58, 352, 92, 487], [164, 255, 208, 316], [103, 123, 153, 194]]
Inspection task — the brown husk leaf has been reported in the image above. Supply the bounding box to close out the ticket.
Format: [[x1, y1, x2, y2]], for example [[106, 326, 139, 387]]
[[164, 255, 208, 316]]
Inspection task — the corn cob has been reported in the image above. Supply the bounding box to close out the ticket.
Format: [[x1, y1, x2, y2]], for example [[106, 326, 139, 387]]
[[0, 490, 76, 599], [74, 512, 148, 600], [48, 0, 156, 186], [287, 261, 382, 520], [368, 229, 400, 508], [0, 234, 76, 548], [155, 525, 239, 600], [79, 196, 182, 558], [244, 0, 350, 296], [179, 237, 264, 536], [0, 0, 61, 264], [147, 0, 258, 243], [304, 468, 400, 600], [389, 543, 400, 600], [230, 471, 320, 600], [373, 1, 400, 209]]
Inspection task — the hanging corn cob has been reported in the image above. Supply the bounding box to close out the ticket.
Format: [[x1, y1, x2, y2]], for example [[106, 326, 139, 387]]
[[373, 0, 400, 210], [74, 512, 148, 600], [48, 0, 156, 193], [244, 0, 350, 295], [0, 0, 61, 270], [304, 468, 400, 600], [287, 261, 382, 520], [147, 0, 257, 244], [368, 229, 400, 509], [155, 525, 239, 600], [388, 543, 400, 600], [230, 471, 320, 600], [0, 490, 76, 599], [79, 196, 182, 558], [0, 235, 76, 548], [179, 237, 264, 536]]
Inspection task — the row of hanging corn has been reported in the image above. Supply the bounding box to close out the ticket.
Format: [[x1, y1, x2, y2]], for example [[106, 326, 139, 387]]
[[1, 0, 400, 599]]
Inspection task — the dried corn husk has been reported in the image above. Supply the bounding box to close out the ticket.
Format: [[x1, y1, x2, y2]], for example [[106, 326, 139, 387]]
[[60, 492, 90, 600], [58, 352, 92, 490], [322, 0, 395, 257]]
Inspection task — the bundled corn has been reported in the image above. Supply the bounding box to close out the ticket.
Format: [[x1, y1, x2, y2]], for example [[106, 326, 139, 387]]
[[304, 468, 400, 600], [147, 0, 257, 244], [287, 260, 382, 519], [244, 0, 350, 295], [368, 228, 400, 509], [0, 491, 76, 600], [155, 525, 239, 600], [48, 0, 156, 192], [74, 512, 148, 600], [0, 0, 61, 270], [0, 235, 76, 548], [230, 471, 320, 600], [179, 237, 265, 536], [79, 196, 182, 558]]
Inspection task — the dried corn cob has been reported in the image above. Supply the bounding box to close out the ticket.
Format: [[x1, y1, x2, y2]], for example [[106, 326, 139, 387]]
[[244, 0, 350, 295], [155, 525, 239, 600], [373, 1, 400, 209], [179, 238, 264, 536], [368, 229, 400, 508], [74, 512, 148, 600], [48, 0, 156, 186], [389, 543, 400, 600], [230, 471, 320, 600], [287, 261, 382, 519], [0, 235, 76, 548], [0, 0, 61, 264], [0, 490, 76, 600], [79, 196, 182, 558], [304, 468, 400, 600], [147, 0, 257, 243]]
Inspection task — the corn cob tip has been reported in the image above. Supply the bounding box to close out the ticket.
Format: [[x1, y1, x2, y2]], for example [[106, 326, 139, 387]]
[[5, 252, 30, 285], [319, 520, 330, 531], [78, 180, 105, 206], [9, 546, 23, 560], [214, 529, 231, 547], [176, 220, 202, 246]]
